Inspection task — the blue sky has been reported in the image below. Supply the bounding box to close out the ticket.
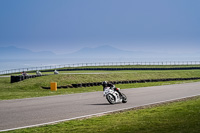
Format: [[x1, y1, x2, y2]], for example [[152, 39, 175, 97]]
[[0, 0, 200, 54]]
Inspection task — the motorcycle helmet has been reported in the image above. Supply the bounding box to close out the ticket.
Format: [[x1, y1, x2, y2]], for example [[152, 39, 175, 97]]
[[102, 81, 108, 87]]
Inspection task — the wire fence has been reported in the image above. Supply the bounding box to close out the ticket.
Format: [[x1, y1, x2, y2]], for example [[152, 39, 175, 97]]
[[1, 61, 200, 75]]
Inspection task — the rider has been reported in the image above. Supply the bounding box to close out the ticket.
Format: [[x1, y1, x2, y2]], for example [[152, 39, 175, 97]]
[[102, 81, 122, 97], [21, 71, 27, 76]]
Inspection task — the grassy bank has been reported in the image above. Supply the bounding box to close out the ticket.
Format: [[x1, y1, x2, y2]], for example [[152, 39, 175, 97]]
[[1, 69, 200, 100], [5, 96, 200, 133]]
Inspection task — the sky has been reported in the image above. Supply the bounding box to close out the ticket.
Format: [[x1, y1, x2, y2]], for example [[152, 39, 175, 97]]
[[0, 0, 200, 54]]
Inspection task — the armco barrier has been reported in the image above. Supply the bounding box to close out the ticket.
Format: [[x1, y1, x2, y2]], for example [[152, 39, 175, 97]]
[[41, 77, 200, 89], [2, 61, 200, 75]]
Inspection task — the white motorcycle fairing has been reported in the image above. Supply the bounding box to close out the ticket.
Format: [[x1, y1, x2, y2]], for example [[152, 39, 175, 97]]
[[103, 87, 122, 104]]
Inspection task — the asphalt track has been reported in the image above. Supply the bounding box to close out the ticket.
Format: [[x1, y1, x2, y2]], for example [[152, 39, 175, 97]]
[[1, 82, 200, 132]]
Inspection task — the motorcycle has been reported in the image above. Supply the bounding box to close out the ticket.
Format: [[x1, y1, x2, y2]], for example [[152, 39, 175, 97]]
[[103, 87, 127, 104]]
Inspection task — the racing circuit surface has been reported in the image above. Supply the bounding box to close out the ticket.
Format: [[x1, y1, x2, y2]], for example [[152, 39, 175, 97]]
[[1, 82, 200, 131]]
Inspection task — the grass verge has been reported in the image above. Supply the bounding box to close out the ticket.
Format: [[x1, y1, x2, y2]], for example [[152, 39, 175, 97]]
[[5, 96, 200, 133]]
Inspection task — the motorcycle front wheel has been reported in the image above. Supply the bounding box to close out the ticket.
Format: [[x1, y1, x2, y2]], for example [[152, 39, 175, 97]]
[[121, 93, 127, 103], [106, 94, 116, 104]]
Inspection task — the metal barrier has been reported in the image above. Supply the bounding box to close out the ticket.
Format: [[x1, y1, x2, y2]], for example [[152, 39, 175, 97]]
[[1, 61, 200, 75]]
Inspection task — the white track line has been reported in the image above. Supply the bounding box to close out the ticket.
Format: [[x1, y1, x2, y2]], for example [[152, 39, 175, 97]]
[[1, 94, 200, 132]]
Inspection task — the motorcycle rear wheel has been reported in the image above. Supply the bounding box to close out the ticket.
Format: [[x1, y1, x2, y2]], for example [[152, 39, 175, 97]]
[[106, 94, 116, 104]]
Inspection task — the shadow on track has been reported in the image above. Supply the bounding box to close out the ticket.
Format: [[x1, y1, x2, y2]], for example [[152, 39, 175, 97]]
[[89, 103, 111, 106]]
